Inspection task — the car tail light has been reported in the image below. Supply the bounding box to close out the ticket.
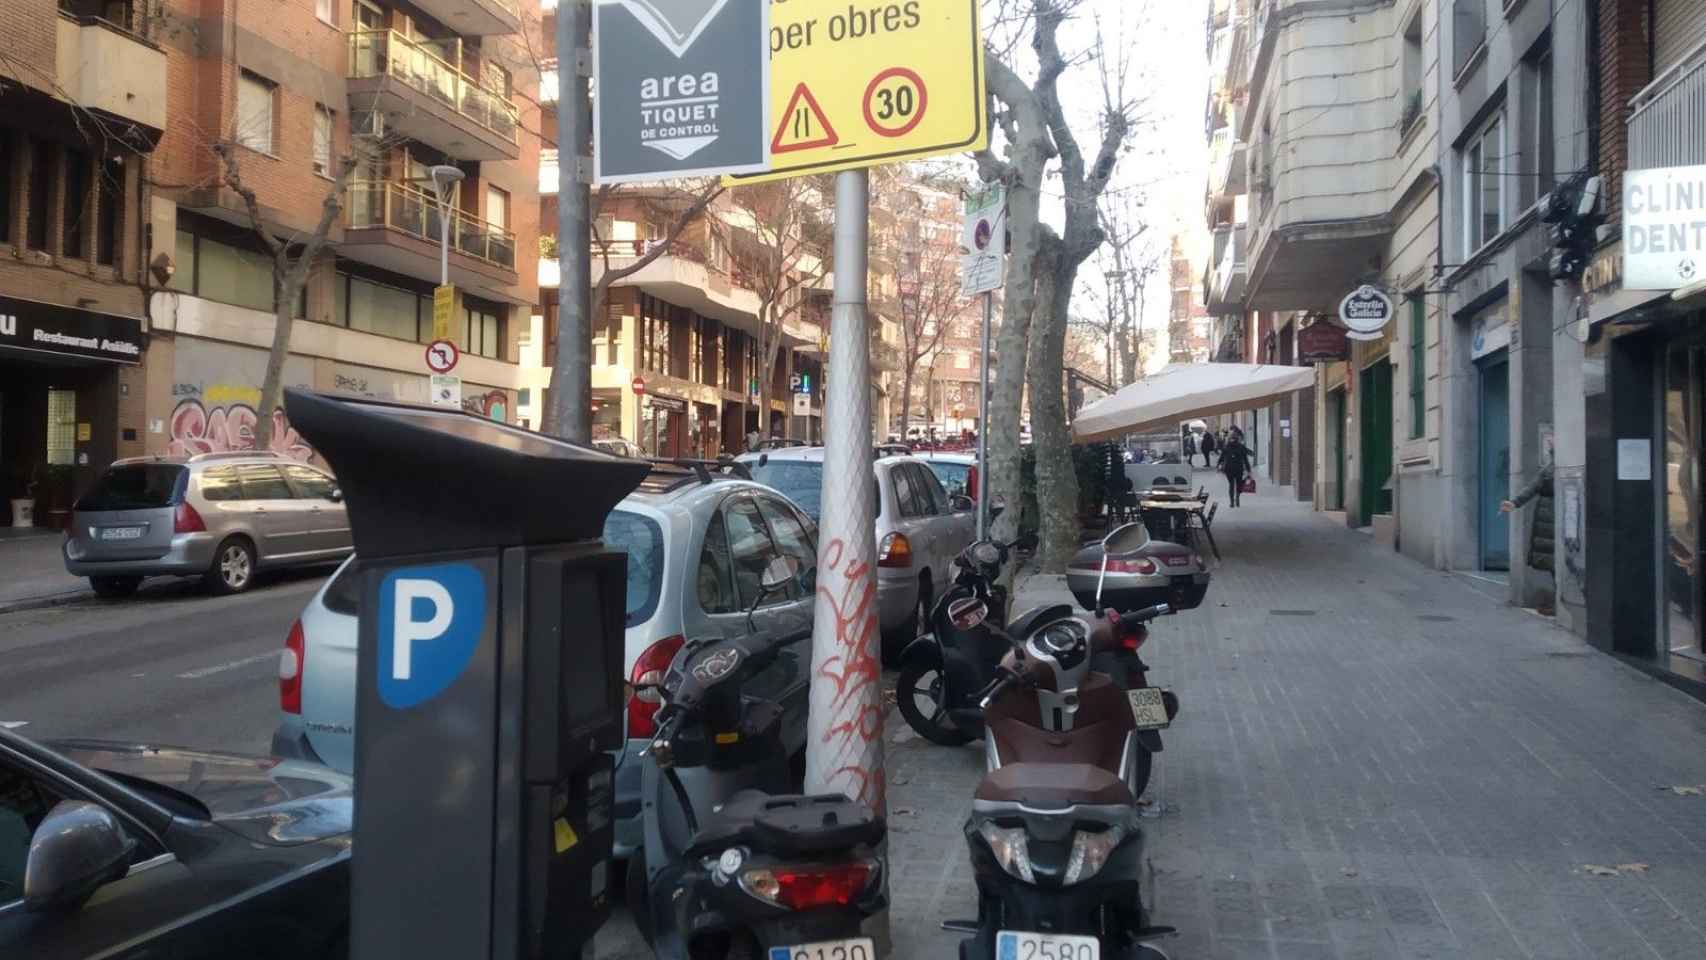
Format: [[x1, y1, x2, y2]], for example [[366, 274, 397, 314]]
[[628, 634, 685, 738], [878, 532, 913, 568], [740, 861, 875, 910], [1105, 557, 1157, 575], [174, 500, 207, 534], [967, 465, 979, 500], [280, 619, 305, 715]]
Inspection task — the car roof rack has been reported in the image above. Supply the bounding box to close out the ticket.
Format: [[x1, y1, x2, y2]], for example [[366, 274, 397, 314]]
[[874, 443, 913, 458], [756, 438, 807, 450], [186, 451, 286, 463], [639, 457, 753, 493]]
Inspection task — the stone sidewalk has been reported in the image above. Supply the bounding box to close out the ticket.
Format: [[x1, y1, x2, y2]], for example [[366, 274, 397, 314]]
[[601, 473, 1706, 958], [0, 529, 90, 612]]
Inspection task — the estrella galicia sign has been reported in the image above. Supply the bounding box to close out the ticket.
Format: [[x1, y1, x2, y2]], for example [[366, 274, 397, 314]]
[[376, 563, 486, 708]]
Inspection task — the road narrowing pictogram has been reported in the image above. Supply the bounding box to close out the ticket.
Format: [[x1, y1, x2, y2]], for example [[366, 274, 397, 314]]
[[772, 83, 839, 153]]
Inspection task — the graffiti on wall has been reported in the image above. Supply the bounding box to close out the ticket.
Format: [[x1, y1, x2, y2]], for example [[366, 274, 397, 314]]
[[168, 384, 315, 462], [462, 389, 509, 422]]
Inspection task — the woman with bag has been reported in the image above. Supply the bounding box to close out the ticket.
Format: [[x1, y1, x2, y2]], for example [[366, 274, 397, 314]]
[[1220, 433, 1252, 507]]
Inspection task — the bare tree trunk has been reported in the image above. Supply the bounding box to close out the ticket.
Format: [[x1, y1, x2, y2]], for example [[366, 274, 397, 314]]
[[899, 364, 913, 434], [986, 176, 1043, 549], [1029, 234, 1080, 572], [252, 269, 297, 450]]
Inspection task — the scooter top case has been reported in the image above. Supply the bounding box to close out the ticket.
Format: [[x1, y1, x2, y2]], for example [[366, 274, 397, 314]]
[[1067, 535, 1210, 613]]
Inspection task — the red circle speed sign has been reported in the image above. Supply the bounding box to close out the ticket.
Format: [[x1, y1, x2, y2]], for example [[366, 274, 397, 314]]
[[862, 67, 928, 138]]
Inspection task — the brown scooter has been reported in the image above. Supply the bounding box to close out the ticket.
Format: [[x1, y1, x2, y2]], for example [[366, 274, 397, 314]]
[[947, 523, 1178, 960]]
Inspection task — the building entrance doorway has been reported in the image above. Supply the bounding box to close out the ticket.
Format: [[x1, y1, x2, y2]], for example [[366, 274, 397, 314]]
[[1477, 350, 1511, 570]]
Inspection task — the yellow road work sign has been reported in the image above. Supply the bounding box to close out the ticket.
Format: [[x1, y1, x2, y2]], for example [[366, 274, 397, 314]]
[[727, 0, 985, 183]]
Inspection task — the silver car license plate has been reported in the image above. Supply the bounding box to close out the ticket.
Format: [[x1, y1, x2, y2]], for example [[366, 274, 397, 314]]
[[996, 930, 1099, 959], [1127, 688, 1170, 730], [99, 526, 145, 541], [768, 938, 875, 960]]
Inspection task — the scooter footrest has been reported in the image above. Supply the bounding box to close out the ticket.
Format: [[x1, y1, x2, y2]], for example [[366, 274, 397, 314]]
[[752, 793, 886, 856]]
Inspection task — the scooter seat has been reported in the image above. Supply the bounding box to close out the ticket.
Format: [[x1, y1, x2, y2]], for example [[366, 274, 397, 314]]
[[686, 791, 885, 859], [974, 762, 1134, 811]]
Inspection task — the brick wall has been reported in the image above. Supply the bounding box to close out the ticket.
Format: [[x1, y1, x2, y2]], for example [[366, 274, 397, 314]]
[[0, 0, 60, 90], [1597, 0, 1653, 226]]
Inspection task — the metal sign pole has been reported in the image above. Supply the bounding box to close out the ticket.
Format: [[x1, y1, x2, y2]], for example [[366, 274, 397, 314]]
[[976, 290, 992, 540], [556, 0, 592, 442]]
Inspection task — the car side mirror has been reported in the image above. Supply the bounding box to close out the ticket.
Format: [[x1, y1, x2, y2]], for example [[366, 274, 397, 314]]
[[950, 494, 974, 512], [25, 801, 137, 913], [328, 487, 344, 503]]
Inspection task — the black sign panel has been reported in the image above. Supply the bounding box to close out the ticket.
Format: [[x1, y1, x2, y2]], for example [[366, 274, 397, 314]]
[[0, 295, 144, 363]]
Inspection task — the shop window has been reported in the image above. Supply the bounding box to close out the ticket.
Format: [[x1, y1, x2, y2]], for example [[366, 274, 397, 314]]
[[62, 148, 87, 258], [347, 274, 423, 341], [197, 237, 277, 313], [0, 133, 13, 245], [237, 71, 276, 154], [45, 390, 77, 466], [169, 229, 195, 292], [27, 139, 53, 251], [95, 155, 121, 266], [464, 305, 502, 358], [313, 105, 334, 177]]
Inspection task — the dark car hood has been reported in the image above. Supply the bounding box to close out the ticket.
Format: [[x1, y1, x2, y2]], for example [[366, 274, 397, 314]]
[[50, 739, 352, 846]]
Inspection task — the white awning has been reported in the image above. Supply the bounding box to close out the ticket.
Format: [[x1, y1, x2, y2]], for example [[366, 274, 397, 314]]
[[1073, 363, 1316, 442]]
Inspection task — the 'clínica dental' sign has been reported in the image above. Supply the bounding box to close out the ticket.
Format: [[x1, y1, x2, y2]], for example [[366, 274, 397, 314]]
[[1623, 163, 1706, 291], [1339, 285, 1395, 341]]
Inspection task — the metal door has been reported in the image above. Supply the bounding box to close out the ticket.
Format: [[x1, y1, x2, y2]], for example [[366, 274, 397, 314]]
[[1477, 352, 1511, 570], [1359, 359, 1394, 525]]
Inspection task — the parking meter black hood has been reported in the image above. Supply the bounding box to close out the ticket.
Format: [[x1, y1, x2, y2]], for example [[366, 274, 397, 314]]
[[284, 388, 650, 558]]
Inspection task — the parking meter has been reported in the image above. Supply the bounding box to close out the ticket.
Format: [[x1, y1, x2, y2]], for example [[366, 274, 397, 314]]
[[284, 388, 649, 960]]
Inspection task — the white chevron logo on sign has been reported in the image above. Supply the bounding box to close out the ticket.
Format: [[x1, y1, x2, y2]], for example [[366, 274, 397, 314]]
[[620, 0, 728, 58]]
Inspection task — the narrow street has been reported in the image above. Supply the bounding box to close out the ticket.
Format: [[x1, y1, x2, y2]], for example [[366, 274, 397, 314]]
[[0, 569, 330, 755], [880, 471, 1706, 960]]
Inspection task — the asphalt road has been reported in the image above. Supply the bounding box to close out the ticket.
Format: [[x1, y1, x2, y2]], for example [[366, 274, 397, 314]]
[[0, 567, 336, 754]]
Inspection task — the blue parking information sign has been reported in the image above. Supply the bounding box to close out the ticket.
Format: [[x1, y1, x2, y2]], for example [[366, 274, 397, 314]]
[[376, 562, 487, 708]]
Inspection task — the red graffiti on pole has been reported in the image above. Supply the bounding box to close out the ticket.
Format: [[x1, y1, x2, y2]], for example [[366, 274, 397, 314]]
[[812, 537, 885, 810]]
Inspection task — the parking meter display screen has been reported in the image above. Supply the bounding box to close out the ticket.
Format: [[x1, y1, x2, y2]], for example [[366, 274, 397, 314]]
[[556, 567, 620, 741]]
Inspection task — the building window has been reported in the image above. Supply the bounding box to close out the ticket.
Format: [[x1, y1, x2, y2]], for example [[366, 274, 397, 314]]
[[312, 105, 333, 176], [1452, 0, 1487, 77], [0, 134, 13, 245], [62, 148, 88, 259], [1401, 12, 1423, 133], [1462, 113, 1504, 253], [1408, 296, 1425, 439], [483, 60, 511, 99], [27, 139, 53, 251], [236, 71, 276, 154], [173, 219, 304, 316], [96, 154, 121, 265], [46, 390, 77, 466], [485, 184, 509, 231], [1519, 48, 1554, 210], [464, 305, 502, 359], [315, 0, 333, 23], [345, 274, 423, 341]]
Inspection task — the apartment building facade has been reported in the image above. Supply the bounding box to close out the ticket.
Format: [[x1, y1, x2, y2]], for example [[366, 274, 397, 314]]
[[1170, 235, 1214, 366], [1, 0, 164, 527]]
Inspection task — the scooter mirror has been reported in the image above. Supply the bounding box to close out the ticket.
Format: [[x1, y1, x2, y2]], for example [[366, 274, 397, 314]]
[[971, 541, 1001, 566], [1102, 522, 1148, 554]]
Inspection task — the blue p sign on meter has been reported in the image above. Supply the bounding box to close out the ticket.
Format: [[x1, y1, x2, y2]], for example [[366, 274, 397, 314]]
[[377, 563, 486, 708]]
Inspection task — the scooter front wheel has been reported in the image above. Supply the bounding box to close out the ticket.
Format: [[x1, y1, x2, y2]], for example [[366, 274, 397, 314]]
[[896, 659, 976, 746]]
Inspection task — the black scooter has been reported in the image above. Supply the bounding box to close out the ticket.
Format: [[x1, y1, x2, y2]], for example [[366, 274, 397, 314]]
[[894, 535, 1031, 746], [632, 556, 888, 959]]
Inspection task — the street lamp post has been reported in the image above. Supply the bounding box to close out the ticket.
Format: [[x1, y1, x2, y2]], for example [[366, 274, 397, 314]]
[[429, 165, 465, 288]]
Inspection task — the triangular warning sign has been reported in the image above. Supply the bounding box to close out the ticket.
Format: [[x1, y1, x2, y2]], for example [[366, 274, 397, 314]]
[[772, 83, 838, 154]]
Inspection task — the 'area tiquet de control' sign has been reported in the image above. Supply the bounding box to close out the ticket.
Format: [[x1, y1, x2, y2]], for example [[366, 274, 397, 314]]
[[593, 0, 771, 183]]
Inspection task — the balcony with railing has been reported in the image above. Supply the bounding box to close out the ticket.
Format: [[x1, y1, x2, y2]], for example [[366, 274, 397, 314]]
[[407, 0, 519, 37], [343, 179, 520, 298], [55, 5, 166, 133], [539, 148, 558, 195], [1208, 224, 1247, 314], [543, 237, 766, 333], [1629, 38, 1706, 171], [346, 29, 519, 162]]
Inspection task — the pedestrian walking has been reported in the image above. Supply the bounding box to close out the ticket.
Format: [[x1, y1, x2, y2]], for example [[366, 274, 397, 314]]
[[1221, 433, 1252, 507], [1198, 430, 1216, 469], [1184, 432, 1197, 466], [1502, 463, 1557, 607], [746, 427, 762, 452]]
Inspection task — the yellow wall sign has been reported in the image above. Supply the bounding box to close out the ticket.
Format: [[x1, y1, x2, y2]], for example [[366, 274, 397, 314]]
[[728, 0, 986, 183]]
